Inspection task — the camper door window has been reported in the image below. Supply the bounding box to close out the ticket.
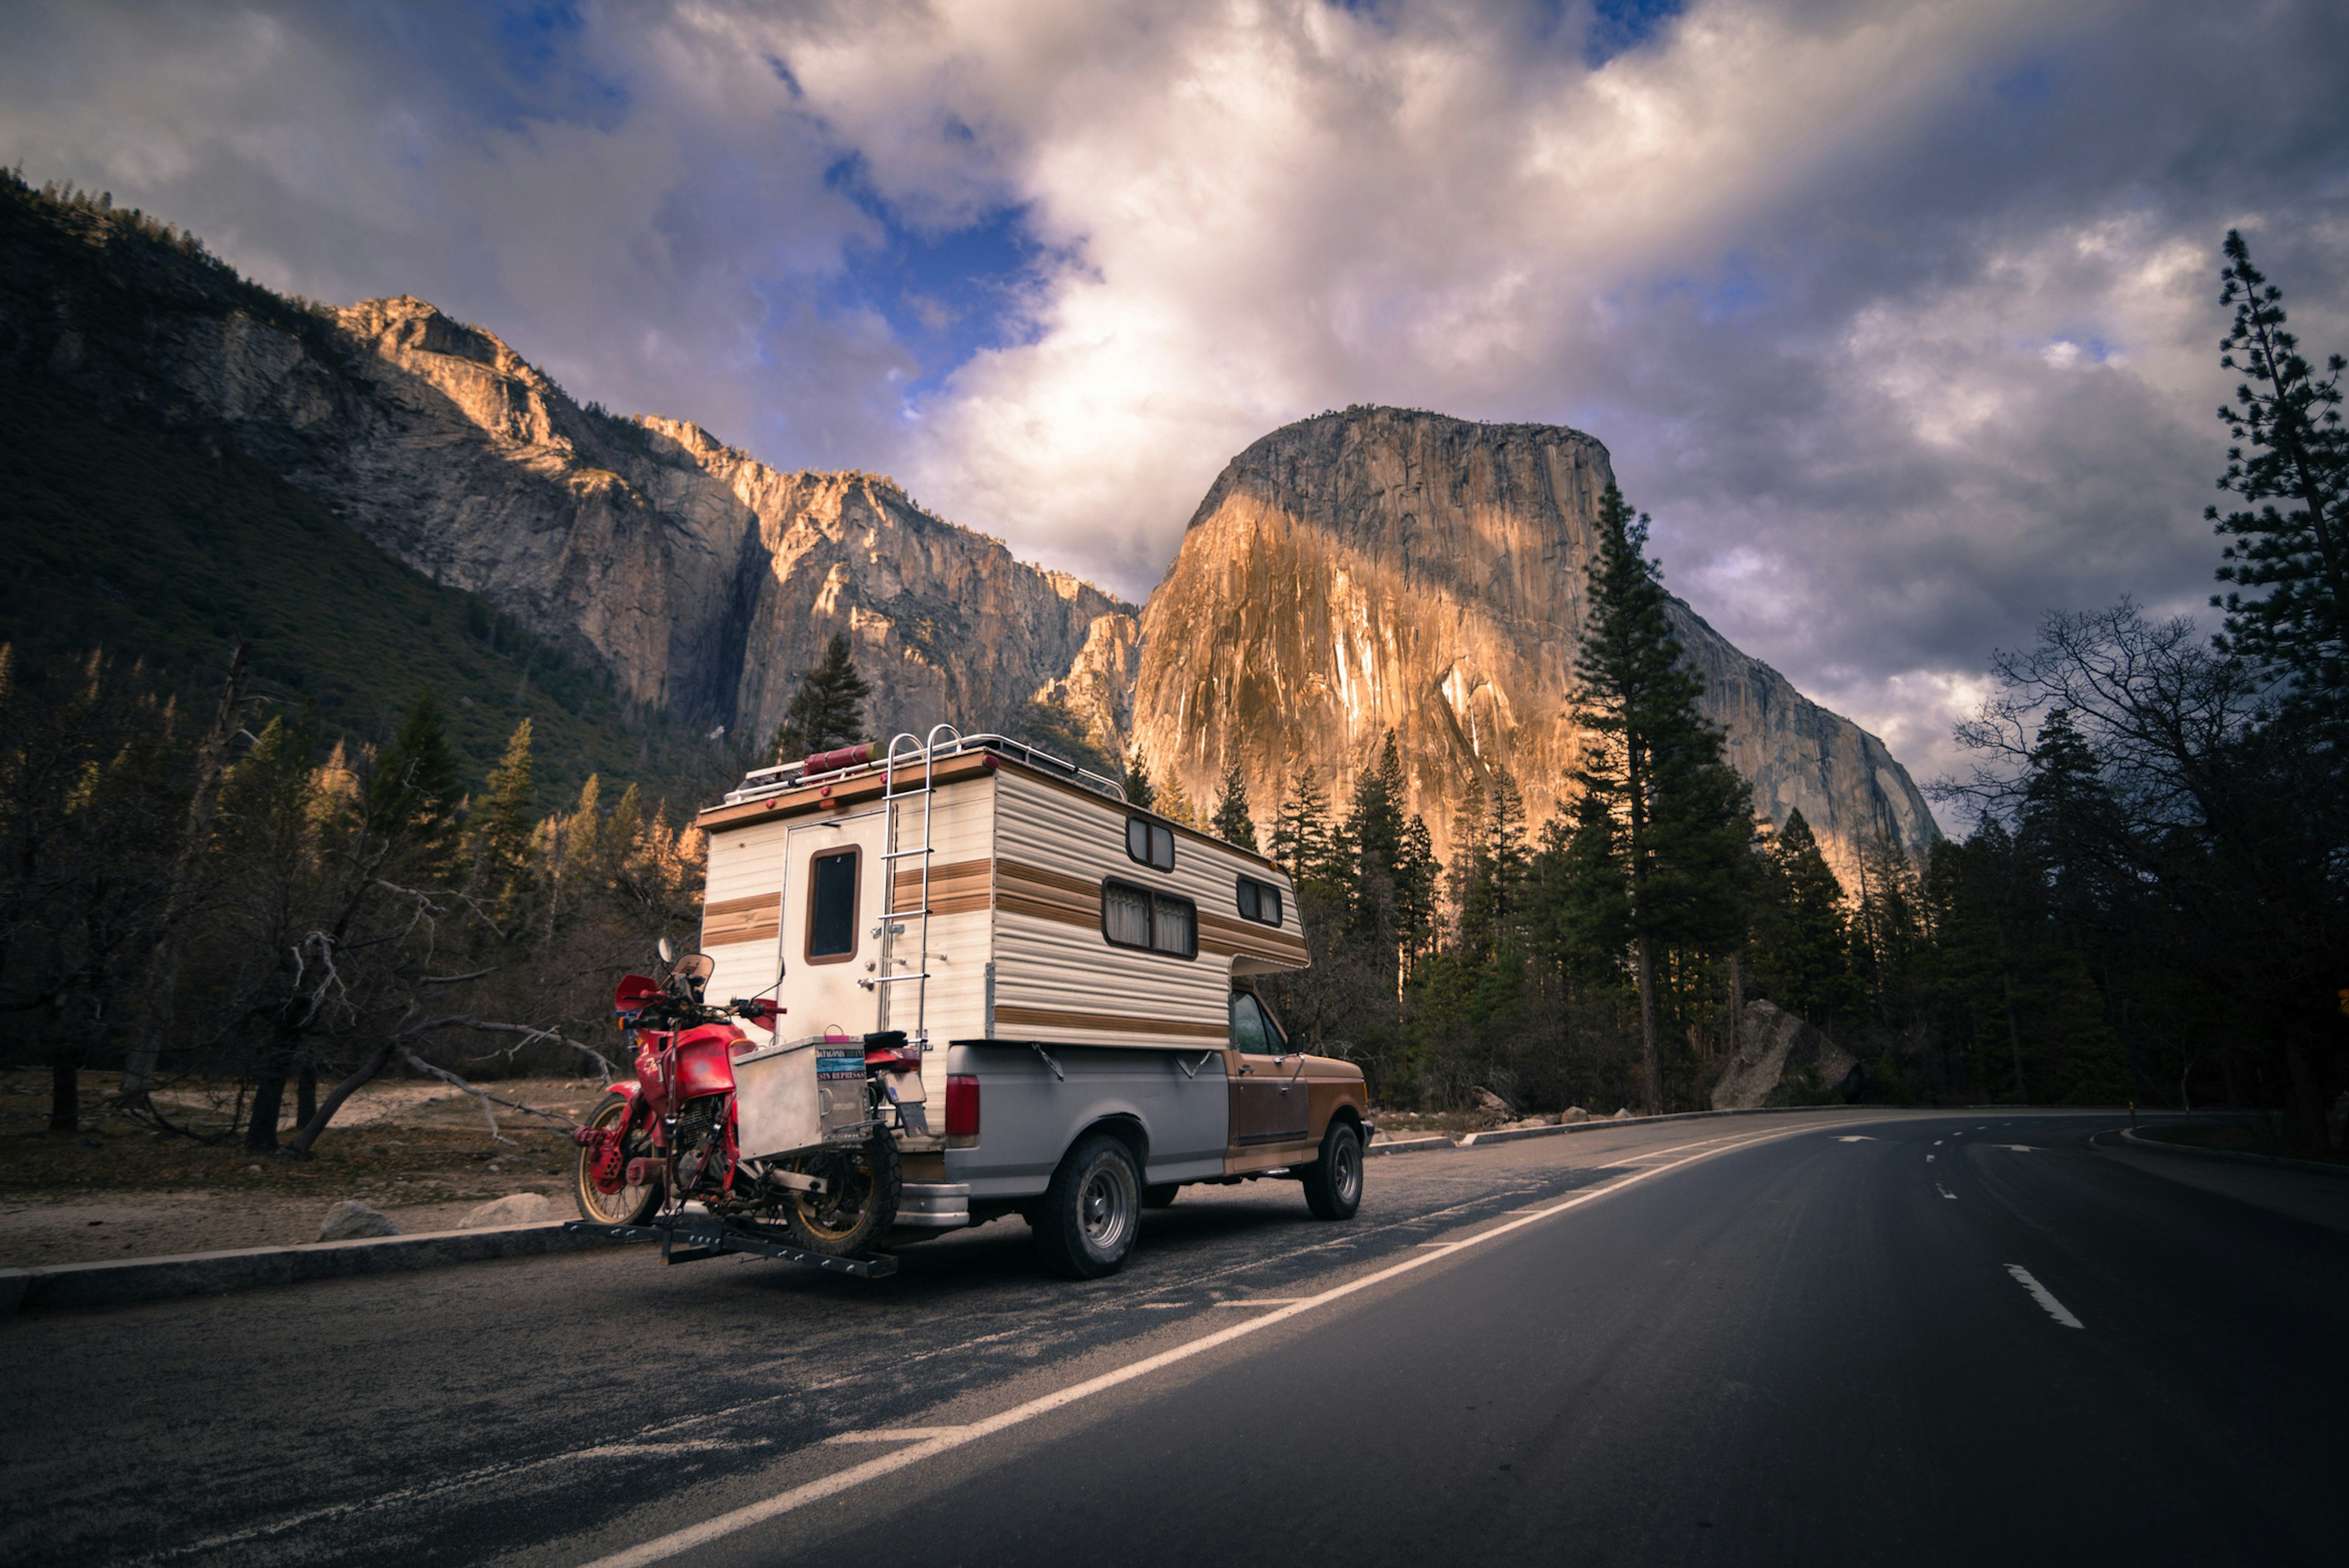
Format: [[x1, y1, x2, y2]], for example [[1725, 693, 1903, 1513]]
[[1124, 816, 1176, 871], [804, 847, 860, 963], [1101, 879, 1198, 960]]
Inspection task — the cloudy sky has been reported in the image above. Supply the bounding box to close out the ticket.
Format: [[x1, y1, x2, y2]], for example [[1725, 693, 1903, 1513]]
[[6, 0, 2345, 812]]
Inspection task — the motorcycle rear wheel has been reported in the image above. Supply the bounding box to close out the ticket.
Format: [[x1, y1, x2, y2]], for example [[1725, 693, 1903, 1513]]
[[779, 1132, 901, 1256], [574, 1098, 659, 1227]]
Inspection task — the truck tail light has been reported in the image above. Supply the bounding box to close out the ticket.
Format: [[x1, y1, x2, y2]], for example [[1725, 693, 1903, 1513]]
[[944, 1073, 979, 1145]]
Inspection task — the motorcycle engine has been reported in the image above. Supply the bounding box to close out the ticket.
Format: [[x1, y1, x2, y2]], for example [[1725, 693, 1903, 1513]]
[[672, 1096, 728, 1192]]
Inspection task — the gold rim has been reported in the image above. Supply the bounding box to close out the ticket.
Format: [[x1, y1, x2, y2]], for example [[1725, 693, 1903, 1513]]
[[575, 1099, 654, 1224]]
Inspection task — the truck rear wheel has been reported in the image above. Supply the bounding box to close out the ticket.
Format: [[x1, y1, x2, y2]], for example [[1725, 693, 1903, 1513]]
[[1301, 1119, 1364, 1220], [781, 1132, 901, 1257], [1034, 1133, 1142, 1278]]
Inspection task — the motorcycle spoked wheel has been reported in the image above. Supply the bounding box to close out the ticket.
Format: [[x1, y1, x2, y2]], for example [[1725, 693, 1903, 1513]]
[[777, 1132, 902, 1256], [574, 1097, 660, 1227]]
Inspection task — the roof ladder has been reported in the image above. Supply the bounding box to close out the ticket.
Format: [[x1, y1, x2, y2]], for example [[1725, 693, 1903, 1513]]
[[876, 723, 961, 1045]]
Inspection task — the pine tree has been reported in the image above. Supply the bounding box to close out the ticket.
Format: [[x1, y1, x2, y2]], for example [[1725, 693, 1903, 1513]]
[[2208, 231, 2349, 717], [770, 635, 871, 762], [1211, 757, 1258, 850], [470, 718, 535, 897], [1748, 810, 1857, 1027], [1271, 768, 1338, 889], [1567, 484, 1755, 1114], [1156, 769, 1200, 830], [368, 690, 462, 868], [1123, 745, 1158, 812]]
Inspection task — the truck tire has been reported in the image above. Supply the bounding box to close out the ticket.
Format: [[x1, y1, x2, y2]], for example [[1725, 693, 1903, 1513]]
[[1033, 1133, 1143, 1278], [575, 1098, 660, 1227], [1300, 1119, 1364, 1220], [781, 1132, 902, 1257]]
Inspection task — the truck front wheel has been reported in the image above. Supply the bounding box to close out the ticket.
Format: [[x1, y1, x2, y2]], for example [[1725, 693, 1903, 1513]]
[[1301, 1119, 1364, 1219], [1034, 1133, 1142, 1278]]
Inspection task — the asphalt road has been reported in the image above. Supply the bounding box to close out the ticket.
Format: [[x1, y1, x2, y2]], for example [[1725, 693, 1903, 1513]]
[[2, 1111, 2341, 1567]]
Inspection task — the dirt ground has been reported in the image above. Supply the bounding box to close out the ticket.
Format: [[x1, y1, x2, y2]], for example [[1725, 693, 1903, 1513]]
[[0, 1070, 614, 1268]]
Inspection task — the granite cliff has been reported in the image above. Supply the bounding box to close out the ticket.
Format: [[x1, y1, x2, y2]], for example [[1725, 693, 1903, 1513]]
[[0, 184, 1129, 755], [1129, 408, 1937, 873]]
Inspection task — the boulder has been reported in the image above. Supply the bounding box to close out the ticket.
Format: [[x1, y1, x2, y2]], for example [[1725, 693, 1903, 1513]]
[[1471, 1087, 1515, 1127], [1562, 1106, 1591, 1123], [317, 1201, 401, 1242], [458, 1192, 556, 1230], [1712, 1000, 1861, 1110], [1611, 1108, 1633, 1121]]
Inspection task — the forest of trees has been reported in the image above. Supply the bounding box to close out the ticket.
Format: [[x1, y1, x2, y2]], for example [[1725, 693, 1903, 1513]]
[[2, 235, 2340, 1155]]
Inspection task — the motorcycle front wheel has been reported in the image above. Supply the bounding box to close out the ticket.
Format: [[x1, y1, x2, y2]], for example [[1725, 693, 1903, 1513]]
[[779, 1132, 901, 1256], [574, 1097, 660, 1227]]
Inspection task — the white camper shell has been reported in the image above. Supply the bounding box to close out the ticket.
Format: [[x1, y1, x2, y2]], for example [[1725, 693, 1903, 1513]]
[[691, 730, 1371, 1273]]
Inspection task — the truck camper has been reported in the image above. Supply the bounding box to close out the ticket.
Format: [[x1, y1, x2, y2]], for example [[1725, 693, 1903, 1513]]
[[574, 727, 1372, 1279]]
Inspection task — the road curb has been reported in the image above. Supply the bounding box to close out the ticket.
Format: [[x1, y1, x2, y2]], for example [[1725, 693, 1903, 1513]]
[[0, 1218, 640, 1317], [1364, 1136, 1453, 1156], [2115, 1125, 2349, 1180]]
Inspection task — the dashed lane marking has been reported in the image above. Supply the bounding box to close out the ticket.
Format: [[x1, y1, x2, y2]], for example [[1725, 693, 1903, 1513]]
[[1836, 1136, 1876, 1142], [2006, 1265, 2085, 1329], [1936, 1183, 1959, 1200]]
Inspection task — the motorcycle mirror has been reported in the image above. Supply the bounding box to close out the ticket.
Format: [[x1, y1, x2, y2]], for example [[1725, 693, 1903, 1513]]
[[656, 936, 675, 966], [673, 953, 714, 982]]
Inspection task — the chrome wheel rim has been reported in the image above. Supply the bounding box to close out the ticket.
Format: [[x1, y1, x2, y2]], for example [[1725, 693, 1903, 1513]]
[[1080, 1164, 1132, 1252]]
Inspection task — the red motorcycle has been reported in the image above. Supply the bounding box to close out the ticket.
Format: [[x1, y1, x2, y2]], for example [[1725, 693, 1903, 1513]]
[[571, 941, 905, 1256]]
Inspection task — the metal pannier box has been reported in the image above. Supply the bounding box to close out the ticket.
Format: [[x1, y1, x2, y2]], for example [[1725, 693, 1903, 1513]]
[[732, 1037, 870, 1159]]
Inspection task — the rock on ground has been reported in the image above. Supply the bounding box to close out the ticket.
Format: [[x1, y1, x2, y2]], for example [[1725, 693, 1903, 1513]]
[[1562, 1107, 1591, 1123], [458, 1193, 557, 1230], [1712, 1000, 1861, 1110], [317, 1201, 402, 1242]]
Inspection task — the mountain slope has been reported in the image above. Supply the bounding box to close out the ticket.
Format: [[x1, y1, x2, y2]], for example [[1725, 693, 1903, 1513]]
[[1130, 407, 1938, 873], [0, 175, 1134, 765]]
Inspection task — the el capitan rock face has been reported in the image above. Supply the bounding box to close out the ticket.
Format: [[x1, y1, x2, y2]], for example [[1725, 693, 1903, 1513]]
[[1128, 407, 1937, 872]]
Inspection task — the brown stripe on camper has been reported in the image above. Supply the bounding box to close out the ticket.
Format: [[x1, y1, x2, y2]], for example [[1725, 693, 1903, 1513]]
[[888, 857, 992, 915], [993, 1005, 1230, 1040], [702, 892, 781, 944], [993, 860, 1098, 928], [1196, 909, 1310, 963]]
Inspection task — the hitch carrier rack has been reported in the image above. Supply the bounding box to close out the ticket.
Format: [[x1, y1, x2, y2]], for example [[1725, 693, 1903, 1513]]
[[563, 1215, 897, 1279]]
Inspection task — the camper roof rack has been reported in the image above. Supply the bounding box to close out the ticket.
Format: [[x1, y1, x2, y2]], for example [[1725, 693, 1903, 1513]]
[[722, 731, 1129, 808]]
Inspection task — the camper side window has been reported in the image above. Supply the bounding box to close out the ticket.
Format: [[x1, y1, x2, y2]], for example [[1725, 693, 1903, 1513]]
[[805, 848, 859, 963], [1236, 876, 1283, 926], [1101, 879, 1198, 960], [1124, 816, 1176, 871]]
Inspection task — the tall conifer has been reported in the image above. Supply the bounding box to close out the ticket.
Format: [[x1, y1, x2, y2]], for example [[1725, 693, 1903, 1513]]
[[770, 635, 871, 762], [1211, 758, 1258, 850], [1566, 484, 1754, 1113]]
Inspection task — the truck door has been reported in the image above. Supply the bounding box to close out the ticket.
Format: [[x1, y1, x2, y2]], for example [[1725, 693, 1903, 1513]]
[[1228, 992, 1308, 1145], [778, 812, 889, 1040]]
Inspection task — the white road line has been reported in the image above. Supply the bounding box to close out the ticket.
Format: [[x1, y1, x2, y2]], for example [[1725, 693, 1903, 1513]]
[[1211, 1298, 1305, 1307], [576, 1123, 1817, 1568], [1836, 1136, 1875, 1142], [1925, 1155, 1935, 1163], [1999, 1145, 2034, 1153], [1134, 1302, 1187, 1309], [2005, 1265, 2085, 1329], [1936, 1183, 1958, 1200], [826, 1427, 972, 1444], [1934, 1140, 1943, 1146]]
